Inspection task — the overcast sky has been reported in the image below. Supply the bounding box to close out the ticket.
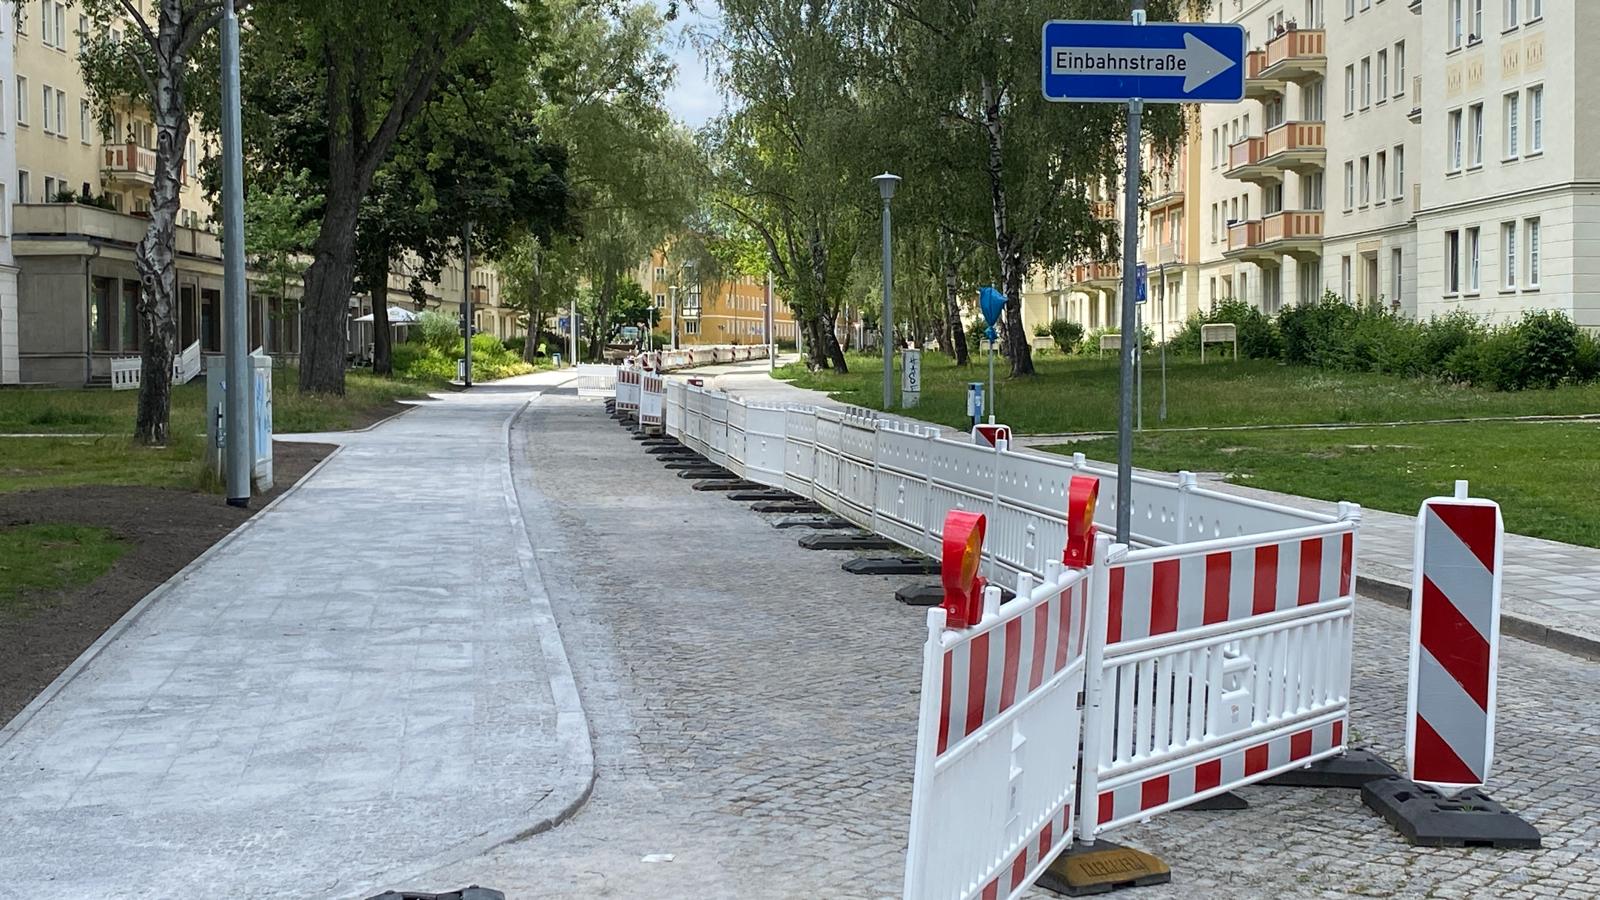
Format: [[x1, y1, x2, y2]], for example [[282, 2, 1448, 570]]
[[662, 1, 722, 129]]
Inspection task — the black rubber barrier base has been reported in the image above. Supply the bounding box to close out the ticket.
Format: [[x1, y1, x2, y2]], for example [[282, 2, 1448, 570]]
[[1036, 839, 1171, 896], [1361, 776, 1541, 849], [895, 583, 945, 606], [663, 460, 714, 470], [1181, 791, 1248, 811], [367, 887, 506, 900], [772, 515, 856, 530], [798, 532, 898, 551], [1262, 749, 1398, 789], [727, 490, 796, 501], [640, 437, 678, 447], [843, 556, 940, 575], [691, 480, 766, 492], [752, 501, 827, 514], [678, 469, 737, 480], [646, 445, 695, 456]]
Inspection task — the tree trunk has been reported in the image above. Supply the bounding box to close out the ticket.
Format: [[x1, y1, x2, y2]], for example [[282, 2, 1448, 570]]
[[1000, 249, 1033, 374], [588, 268, 617, 361], [132, 10, 189, 446], [979, 76, 1035, 378], [944, 257, 969, 366], [369, 244, 392, 376], [299, 187, 362, 393]]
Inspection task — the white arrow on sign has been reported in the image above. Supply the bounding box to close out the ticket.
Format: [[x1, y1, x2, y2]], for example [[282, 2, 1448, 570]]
[[1049, 32, 1237, 93]]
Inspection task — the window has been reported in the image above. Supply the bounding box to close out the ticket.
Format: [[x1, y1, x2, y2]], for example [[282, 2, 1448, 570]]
[[1304, 82, 1325, 120], [1445, 230, 1461, 293], [41, 0, 56, 46], [1212, 128, 1221, 167], [80, 99, 89, 142], [1468, 103, 1484, 166], [15, 76, 27, 125], [1345, 0, 1354, 17], [1450, 0, 1464, 48], [1527, 85, 1543, 154], [40, 85, 52, 135], [1392, 249, 1403, 303], [1377, 51, 1389, 101], [1360, 156, 1371, 205], [16, 3, 26, 34], [54, 89, 65, 136], [1504, 92, 1520, 160], [653, 266, 665, 281], [654, 293, 666, 308], [1341, 256, 1353, 301], [1466, 227, 1481, 291], [1376, 152, 1388, 200], [77, 13, 87, 44], [1345, 65, 1356, 114], [1344, 161, 1355, 209], [684, 319, 700, 336], [1526, 217, 1540, 286], [1503, 222, 1517, 287], [1528, 0, 1541, 20], [1304, 172, 1325, 210], [1394, 145, 1405, 199], [1211, 203, 1219, 242], [1470, 0, 1483, 41], [1448, 109, 1464, 171], [1361, 57, 1372, 108], [1395, 42, 1407, 96], [1504, 0, 1518, 29], [43, 175, 57, 200], [17, 170, 28, 204]]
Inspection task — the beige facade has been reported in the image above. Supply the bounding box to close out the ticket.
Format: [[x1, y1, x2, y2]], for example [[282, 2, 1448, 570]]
[[637, 248, 798, 348]]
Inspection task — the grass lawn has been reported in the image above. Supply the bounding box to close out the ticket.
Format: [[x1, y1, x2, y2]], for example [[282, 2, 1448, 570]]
[[0, 524, 128, 616], [0, 368, 444, 437], [1043, 421, 1600, 548], [779, 352, 1600, 433]]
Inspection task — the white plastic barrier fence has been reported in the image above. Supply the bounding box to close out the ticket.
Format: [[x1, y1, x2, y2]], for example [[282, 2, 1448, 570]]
[[615, 366, 641, 414], [640, 370, 665, 429], [109, 342, 203, 391], [1075, 517, 1359, 839], [575, 363, 618, 397]]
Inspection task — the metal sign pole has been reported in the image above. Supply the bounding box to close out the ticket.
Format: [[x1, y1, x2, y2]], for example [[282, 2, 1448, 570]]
[[220, 0, 250, 507], [988, 337, 996, 425], [1159, 261, 1168, 422], [1136, 300, 1143, 432], [1117, 94, 1142, 543], [462, 222, 473, 388], [766, 270, 775, 371]]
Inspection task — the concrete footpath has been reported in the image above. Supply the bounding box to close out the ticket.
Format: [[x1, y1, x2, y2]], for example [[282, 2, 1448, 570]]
[[699, 358, 1600, 657], [0, 372, 590, 899]]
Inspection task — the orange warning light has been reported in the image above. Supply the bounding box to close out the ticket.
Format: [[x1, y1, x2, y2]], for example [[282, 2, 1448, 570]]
[[941, 510, 988, 629], [1063, 475, 1100, 569]]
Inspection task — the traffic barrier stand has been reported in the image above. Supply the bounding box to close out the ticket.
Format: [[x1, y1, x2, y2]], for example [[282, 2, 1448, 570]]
[[902, 511, 1097, 900], [1361, 481, 1541, 849], [842, 555, 939, 576]]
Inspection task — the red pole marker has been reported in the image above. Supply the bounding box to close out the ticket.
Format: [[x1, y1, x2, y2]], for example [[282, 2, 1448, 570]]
[[941, 510, 988, 629], [1406, 480, 1503, 794], [1062, 475, 1100, 569]]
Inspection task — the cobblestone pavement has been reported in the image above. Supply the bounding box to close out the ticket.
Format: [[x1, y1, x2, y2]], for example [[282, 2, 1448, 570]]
[[411, 394, 1599, 900]]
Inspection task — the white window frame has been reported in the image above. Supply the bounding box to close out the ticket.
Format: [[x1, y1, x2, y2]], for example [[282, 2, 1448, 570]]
[[1445, 230, 1461, 294], [1528, 0, 1541, 20], [17, 169, 29, 204], [1466, 227, 1481, 292], [1375, 152, 1388, 203], [1450, 0, 1464, 49], [1448, 108, 1464, 172], [54, 88, 65, 136], [1343, 161, 1355, 210], [1527, 84, 1543, 155], [1470, 0, 1483, 41], [1360, 57, 1372, 109], [1502, 221, 1517, 289], [1344, 66, 1356, 115], [80, 99, 90, 143], [1377, 50, 1389, 102], [1395, 42, 1407, 97], [40, 84, 53, 135], [1504, 92, 1520, 161], [1360, 156, 1371, 206], [1504, 0, 1519, 30], [16, 76, 28, 126], [1392, 249, 1403, 303], [1525, 218, 1540, 287], [1468, 102, 1484, 167], [1394, 145, 1406, 199]]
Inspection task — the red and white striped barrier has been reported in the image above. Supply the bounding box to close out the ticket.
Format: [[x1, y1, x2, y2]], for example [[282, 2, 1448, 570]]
[[615, 366, 641, 414], [1407, 481, 1503, 793], [639, 370, 665, 429], [903, 513, 1099, 900], [1075, 517, 1360, 839], [973, 423, 1012, 448]]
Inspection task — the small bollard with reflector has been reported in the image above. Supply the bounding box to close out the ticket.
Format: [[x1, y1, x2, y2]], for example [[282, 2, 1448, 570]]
[[966, 381, 985, 429]]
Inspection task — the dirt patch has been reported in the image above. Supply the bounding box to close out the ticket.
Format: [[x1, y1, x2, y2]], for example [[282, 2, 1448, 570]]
[[0, 440, 334, 725]]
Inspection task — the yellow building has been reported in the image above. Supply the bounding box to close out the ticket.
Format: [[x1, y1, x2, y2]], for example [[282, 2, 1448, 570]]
[[636, 248, 798, 347]]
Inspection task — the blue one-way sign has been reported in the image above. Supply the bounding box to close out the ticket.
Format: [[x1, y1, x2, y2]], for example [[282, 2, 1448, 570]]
[[1041, 20, 1247, 104]]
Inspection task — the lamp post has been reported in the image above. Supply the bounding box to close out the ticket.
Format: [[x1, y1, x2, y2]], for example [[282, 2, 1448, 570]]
[[669, 285, 678, 350], [220, 0, 249, 507], [873, 172, 901, 409]]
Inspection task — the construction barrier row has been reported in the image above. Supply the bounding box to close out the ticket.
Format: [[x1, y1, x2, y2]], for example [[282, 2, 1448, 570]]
[[646, 379, 1364, 900]]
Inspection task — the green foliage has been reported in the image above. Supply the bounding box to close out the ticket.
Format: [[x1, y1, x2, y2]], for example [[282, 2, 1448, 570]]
[[1048, 320, 1085, 353], [414, 311, 461, 354], [0, 525, 128, 615]]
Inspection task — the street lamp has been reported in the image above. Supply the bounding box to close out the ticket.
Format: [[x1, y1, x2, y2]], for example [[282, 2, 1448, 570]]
[[873, 172, 901, 409], [669, 285, 678, 350]]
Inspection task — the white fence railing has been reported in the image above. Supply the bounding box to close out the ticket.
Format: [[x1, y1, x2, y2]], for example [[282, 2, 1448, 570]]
[[654, 381, 1364, 897], [110, 341, 214, 390]]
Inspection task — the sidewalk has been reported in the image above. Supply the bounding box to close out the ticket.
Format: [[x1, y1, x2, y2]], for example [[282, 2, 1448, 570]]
[[0, 371, 591, 899], [697, 358, 1600, 657]]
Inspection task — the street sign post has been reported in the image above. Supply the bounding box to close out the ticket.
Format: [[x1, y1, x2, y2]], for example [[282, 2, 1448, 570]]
[[901, 349, 922, 408], [1041, 10, 1245, 545]]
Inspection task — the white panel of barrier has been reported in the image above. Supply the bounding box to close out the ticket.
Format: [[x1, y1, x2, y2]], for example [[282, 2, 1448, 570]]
[[904, 559, 1095, 900], [873, 420, 941, 557], [640, 372, 665, 429], [726, 397, 748, 477], [783, 407, 817, 498], [1076, 518, 1360, 839], [706, 392, 730, 469], [926, 436, 1004, 578], [837, 409, 879, 529], [743, 403, 789, 488], [813, 409, 846, 515]]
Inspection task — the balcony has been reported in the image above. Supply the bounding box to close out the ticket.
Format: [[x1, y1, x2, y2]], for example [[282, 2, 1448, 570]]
[[102, 142, 187, 188], [1257, 28, 1326, 83], [12, 202, 222, 260], [1407, 76, 1422, 123], [1152, 241, 1183, 265], [1224, 210, 1324, 263], [1071, 262, 1122, 289], [1225, 122, 1325, 184], [1243, 49, 1285, 100], [1147, 186, 1184, 213]]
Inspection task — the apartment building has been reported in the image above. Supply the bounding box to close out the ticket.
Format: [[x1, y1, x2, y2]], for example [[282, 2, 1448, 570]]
[[1051, 0, 1600, 338], [638, 248, 798, 347]]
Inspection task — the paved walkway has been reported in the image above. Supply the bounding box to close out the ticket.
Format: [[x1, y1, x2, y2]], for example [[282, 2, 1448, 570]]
[[0, 371, 591, 899], [695, 359, 1600, 655]]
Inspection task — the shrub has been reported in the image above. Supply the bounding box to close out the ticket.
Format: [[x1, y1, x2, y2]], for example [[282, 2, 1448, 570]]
[[503, 336, 526, 355], [413, 310, 460, 354], [1516, 310, 1580, 388], [1575, 330, 1600, 383], [1048, 319, 1085, 353], [1033, 323, 1051, 338], [966, 319, 993, 354]]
